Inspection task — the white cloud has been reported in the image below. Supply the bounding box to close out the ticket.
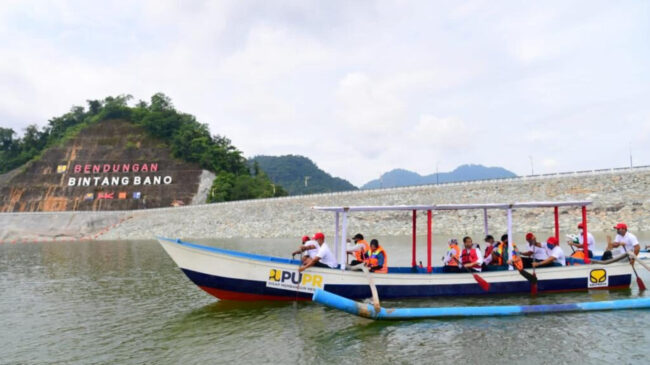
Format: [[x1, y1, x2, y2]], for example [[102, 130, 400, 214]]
[[0, 0, 649, 186]]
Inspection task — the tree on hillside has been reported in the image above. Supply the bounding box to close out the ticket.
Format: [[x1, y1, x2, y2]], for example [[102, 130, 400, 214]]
[[0, 93, 288, 202]]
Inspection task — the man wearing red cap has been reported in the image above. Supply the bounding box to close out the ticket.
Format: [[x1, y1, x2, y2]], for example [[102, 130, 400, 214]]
[[567, 223, 596, 258], [292, 235, 319, 264], [532, 237, 566, 267], [520, 233, 548, 268], [608, 223, 639, 263], [299, 232, 339, 271]]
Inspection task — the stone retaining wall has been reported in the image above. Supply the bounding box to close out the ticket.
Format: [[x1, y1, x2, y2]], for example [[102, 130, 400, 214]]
[[1, 166, 649, 241]]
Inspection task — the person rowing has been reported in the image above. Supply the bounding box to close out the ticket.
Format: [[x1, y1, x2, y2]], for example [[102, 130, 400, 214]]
[[532, 237, 566, 267], [484, 234, 509, 268], [482, 235, 498, 266], [520, 232, 548, 268], [442, 238, 461, 273], [347, 233, 370, 266], [460, 236, 483, 272], [292, 235, 318, 264], [607, 222, 640, 264], [567, 222, 595, 258], [298, 232, 339, 272]]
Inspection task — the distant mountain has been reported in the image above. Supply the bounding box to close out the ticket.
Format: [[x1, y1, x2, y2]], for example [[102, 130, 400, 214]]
[[249, 155, 358, 195], [361, 164, 517, 189]]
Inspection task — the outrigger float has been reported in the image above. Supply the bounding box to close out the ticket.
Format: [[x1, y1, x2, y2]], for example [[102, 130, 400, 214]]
[[158, 201, 641, 301], [312, 288, 650, 320]]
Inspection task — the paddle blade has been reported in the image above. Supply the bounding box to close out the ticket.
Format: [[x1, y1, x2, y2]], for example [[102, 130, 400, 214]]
[[531, 273, 538, 296], [518, 269, 538, 284], [637, 276, 646, 291], [473, 274, 490, 292]]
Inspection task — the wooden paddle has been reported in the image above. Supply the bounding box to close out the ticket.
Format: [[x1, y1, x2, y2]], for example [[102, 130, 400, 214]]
[[360, 265, 381, 313], [512, 252, 538, 292], [461, 265, 490, 291], [530, 262, 538, 296], [622, 244, 646, 291]]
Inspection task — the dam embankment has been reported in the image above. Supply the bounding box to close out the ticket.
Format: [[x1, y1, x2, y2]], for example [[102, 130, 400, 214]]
[[1, 167, 649, 242]]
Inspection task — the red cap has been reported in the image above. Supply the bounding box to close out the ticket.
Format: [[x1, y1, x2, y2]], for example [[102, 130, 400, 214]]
[[301, 235, 310, 243], [547, 236, 559, 245], [312, 232, 325, 240], [525, 233, 535, 240], [614, 222, 627, 230], [577, 223, 584, 229]]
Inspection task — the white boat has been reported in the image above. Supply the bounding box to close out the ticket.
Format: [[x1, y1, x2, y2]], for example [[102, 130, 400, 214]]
[[158, 201, 635, 301]]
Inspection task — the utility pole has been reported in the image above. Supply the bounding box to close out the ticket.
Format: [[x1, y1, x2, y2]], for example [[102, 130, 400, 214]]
[[304, 176, 311, 187], [630, 143, 633, 168], [529, 155, 534, 175]]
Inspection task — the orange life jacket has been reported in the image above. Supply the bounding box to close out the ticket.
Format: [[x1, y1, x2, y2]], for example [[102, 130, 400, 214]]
[[446, 244, 461, 266], [354, 239, 370, 261], [491, 241, 506, 266], [367, 246, 388, 273], [511, 251, 523, 271], [570, 250, 585, 265]]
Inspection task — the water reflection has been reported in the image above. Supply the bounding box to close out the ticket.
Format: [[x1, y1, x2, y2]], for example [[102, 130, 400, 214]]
[[1, 238, 650, 364]]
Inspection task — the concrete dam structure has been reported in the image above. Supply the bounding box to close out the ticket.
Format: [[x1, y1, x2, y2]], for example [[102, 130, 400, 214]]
[[1, 166, 648, 242]]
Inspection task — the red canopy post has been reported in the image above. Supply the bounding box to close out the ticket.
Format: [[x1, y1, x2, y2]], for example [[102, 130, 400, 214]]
[[427, 210, 432, 273], [554, 206, 559, 241], [582, 206, 590, 264], [412, 210, 417, 267]]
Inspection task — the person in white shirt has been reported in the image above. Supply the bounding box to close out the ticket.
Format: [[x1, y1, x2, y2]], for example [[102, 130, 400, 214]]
[[299, 232, 338, 271], [533, 236, 566, 267], [520, 232, 549, 268], [608, 222, 640, 264], [292, 235, 319, 264], [567, 223, 596, 258]]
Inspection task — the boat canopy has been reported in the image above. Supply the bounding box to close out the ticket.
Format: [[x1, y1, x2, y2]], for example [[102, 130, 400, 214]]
[[313, 201, 593, 272], [313, 201, 592, 212]]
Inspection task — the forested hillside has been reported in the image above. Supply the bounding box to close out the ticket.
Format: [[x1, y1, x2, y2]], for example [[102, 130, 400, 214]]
[[0, 93, 286, 202], [249, 155, 357, 195]]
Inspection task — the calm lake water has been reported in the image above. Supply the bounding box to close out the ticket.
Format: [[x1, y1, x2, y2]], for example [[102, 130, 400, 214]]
[[1, 234, 650, 364]]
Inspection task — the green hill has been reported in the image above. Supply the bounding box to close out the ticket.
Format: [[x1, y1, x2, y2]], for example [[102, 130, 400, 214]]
[[361, 164, 517, 189], [0, 93, 286, 203], [249, 155, 357, 195]]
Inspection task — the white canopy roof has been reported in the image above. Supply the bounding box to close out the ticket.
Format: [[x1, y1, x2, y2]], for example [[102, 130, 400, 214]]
[[313, 201, 592, 212]]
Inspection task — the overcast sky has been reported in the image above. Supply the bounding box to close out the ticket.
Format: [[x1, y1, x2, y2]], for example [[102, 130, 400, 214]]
[[1, 1, 648, 186]]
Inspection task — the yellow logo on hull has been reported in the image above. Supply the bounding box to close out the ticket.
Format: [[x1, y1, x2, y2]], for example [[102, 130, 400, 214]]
[[267, 269, 323, 293], [588, 269, 608, 288]]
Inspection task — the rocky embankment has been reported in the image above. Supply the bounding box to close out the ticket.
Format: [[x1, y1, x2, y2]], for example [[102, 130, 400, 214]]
[[1, 167, 649, 242]]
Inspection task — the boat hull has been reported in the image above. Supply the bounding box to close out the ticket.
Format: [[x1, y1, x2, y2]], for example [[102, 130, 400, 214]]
[[158, 237, 633, 301]]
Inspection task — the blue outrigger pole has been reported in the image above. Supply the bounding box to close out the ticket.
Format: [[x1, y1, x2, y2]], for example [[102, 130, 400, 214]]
[[312, 289, 650, 320]]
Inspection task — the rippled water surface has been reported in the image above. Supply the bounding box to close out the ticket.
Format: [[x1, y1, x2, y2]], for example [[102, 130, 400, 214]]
[[1, 236, 650, 364]]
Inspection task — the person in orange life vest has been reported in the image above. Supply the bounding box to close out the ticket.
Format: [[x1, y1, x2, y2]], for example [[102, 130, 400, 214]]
[[519, 232, 549, 268], [292, 235, 318, 264], [461, 236, 483, 272], [442, 238, 462, 273], [532, 236, 566, 267], [364, 239, 388, 273], [486, 234, 509, 267], [347, 233, 370, 266]]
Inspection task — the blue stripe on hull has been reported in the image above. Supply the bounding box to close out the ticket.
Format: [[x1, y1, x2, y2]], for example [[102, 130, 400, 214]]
[[181, 269, 632, 300]]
